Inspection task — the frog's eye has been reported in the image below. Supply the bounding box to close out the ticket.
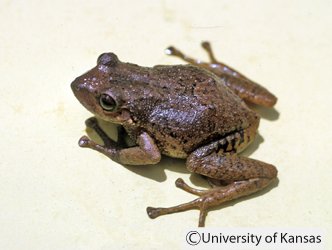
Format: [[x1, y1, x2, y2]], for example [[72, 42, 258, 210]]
[[97, 53, 118, 67], [99, 94, 117, 111]]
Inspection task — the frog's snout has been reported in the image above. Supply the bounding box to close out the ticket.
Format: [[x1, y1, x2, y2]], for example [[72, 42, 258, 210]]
[[70, 77, 80, 92], [71, 75, 97, 115], [70, 76, 86, 98]]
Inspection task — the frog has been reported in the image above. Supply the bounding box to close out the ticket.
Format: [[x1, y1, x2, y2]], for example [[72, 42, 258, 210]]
[[71, 41, 278, 227]]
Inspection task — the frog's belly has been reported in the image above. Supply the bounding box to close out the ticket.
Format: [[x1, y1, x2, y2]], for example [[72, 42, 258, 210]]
[[158, 122, 258, 159], [161, 140, 189, 159]]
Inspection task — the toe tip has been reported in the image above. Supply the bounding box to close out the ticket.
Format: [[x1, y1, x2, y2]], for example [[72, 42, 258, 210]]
[[146, 207, 159, 219], [78, 136, 90, 147]]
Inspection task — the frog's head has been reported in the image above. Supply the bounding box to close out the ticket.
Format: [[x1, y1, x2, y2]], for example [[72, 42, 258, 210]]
[[71, 53, 133, 124]]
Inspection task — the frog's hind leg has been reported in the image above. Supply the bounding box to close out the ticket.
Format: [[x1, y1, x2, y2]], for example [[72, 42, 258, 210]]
[[165, 41, 226, 68], [165, 45, 205, 66], [147, 150, 277, 227], [147, 178, 229, 226], [165, 41, 277, 107], [165, 41, 244, 76], [203, 41, 278, 107], [201, 41, 219, 64]]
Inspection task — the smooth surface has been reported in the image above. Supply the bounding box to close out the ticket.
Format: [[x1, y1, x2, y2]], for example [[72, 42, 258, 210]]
[[0, 0, 331, 249]]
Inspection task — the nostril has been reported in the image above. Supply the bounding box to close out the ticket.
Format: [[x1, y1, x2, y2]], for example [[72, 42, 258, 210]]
[[97, 53, 118, 67]]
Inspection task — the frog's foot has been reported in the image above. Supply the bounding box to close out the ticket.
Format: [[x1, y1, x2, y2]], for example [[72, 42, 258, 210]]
[[147, 178, 210, 227], [147, 176, 275, 227], [78, 134, 119, 160], [165, 46, 199, 65], [147, 177, 273, 227], [201, 41, 218, 63], [82, 117, 117, 147], [78, 134, 114, 151], [78, 117, 120, 160], [165, 41, 219, 65]]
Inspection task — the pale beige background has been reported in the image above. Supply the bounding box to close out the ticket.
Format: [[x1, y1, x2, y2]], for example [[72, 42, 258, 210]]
[[0, 0, 331, 249]]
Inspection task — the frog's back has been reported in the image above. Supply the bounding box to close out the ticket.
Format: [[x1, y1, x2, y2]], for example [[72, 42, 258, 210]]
[[138, 65, 257, 158]]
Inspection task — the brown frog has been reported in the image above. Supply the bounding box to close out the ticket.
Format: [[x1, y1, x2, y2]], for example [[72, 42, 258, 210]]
[[71, 42, 278, 227]]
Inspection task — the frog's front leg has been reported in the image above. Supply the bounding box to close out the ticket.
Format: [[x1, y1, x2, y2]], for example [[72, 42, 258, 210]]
[[147, 147, 277, 227], [79, 117, 161, 165]]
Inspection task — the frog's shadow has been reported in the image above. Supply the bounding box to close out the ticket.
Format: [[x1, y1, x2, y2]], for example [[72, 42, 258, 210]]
[[247, 104, 280, 121]]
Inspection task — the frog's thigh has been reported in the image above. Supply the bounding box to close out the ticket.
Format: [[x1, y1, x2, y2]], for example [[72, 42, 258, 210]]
[[186, 151, 277, 183]]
